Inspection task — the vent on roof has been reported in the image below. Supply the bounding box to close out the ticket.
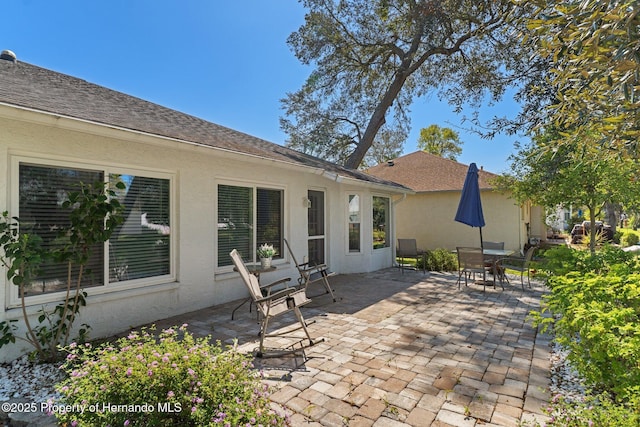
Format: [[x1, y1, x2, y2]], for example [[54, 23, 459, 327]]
[[387, 160, 394, 167], [0, 50, 17, 62]]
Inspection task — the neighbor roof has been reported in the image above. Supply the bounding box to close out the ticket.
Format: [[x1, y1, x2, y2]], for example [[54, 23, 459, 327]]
[[0, 55, 408, 192], [365, 151, 499, 193]]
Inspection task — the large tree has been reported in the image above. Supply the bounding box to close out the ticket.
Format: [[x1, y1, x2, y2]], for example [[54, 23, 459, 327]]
[[497, 127, 640, 253], [526, 0, 640, 157], [417, 124, 463, 160], [281, 0, 536, 169]]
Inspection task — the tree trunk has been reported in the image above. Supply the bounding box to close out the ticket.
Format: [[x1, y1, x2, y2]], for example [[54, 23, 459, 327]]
[[588, 208, 597, 255], [344, 51, 461, 168], [345, 68, 411, 169], [604, 202, 618, 235]]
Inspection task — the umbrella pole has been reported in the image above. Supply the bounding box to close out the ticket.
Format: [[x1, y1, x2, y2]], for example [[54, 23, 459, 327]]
[[479, 227, 484, 248]]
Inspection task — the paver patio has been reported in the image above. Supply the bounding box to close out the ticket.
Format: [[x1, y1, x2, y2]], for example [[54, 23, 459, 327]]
[[154, 268, 551, 426]]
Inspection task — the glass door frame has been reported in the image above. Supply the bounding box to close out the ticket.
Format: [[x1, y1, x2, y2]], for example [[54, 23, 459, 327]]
[[307, 189, 326, 265]]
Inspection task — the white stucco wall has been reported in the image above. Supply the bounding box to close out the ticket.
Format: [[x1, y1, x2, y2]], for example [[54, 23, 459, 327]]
[[0, 107, 402, 361]]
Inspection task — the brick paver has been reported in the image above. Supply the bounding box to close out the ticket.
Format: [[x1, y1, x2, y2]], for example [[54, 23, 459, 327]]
[[156, 268, 552, 426]]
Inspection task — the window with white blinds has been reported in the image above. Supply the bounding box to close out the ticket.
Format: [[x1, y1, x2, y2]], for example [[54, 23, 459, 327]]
[[16, 163, 172, 297], [218, 185, 253, 266], [217, 184, 283, 267], [19, 164, 105, 296]]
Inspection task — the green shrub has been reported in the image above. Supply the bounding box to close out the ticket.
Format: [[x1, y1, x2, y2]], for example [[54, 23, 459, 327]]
[[532, 246, 640, 401], [528, 246, 640, 424], [581, 229, 609, 248], [540, 245, 638, 277], [54, 325, 290, 426], [418, 248, 457, 272], [524, 392, 640, 427], [613, 230, 623, 244], [541, 273, 640, 399], [620, 230, 640, 247]]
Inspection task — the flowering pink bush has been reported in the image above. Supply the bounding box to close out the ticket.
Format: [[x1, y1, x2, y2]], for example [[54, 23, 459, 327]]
[[54, 324, 290, 426]]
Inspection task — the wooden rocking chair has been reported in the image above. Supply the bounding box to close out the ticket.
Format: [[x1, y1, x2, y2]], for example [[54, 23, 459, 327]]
[[230, 249, 322, 357], [283, 238, 336, 301]]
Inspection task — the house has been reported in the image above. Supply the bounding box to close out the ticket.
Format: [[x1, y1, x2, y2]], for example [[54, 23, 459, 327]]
[[548, 205, 572, 233], [0, 51, 410, 361], [366, 151, 546, 253]]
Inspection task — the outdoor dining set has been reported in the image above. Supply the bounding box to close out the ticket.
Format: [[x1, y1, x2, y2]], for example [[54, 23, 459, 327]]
[[451, 162, 537, 291], [455, 243, 536, 291], [396, 237, 536, 292]]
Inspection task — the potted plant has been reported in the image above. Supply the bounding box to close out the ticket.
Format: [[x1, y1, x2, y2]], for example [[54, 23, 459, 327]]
[[257, 243, 276, 268]]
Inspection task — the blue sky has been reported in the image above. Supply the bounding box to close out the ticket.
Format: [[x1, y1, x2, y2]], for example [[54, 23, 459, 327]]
[[2, 1, 525, 173]]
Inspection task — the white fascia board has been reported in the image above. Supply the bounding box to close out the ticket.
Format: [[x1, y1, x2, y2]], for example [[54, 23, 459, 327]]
[[0, 103, 412, 192], [0, 103, 326, 177]]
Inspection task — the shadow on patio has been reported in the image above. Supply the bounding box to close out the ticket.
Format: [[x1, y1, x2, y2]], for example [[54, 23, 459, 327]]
[[153, 268, 551, 426]]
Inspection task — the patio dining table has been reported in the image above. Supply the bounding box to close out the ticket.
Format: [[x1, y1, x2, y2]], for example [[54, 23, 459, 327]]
[[483, 248, 514, 287]]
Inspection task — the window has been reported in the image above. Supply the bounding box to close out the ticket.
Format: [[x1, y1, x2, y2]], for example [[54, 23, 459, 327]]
[[217, 184, 283, 267], [257, 188, 283, 254], [348, 194, 361, 252], [19, 164, 104, 296], [372, 196, 390, 249], [109, 174, 171, 283], [16, 162, 172, 298]]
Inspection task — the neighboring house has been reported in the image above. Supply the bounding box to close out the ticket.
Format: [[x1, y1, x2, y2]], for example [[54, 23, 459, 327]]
[[366, 151, 546, 253], [548, 205, 572, 233], [0, 52, 410, 361]]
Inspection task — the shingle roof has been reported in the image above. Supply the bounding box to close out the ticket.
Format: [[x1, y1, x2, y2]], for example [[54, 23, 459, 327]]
[[0, 57, 408, 191], [365, 151, 499, 192]]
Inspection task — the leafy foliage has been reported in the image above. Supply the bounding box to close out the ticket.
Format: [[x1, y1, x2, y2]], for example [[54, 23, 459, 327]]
[[55, 325, 290, 427], [525, 0, 640, 157], [0, 319, 17, 347], [526, 393, 640, 427], [495, 128, 640, 253], [503, 2, 640, 254], [538, 245, 638, 277], [418, 248, 458, 272], [281, 0, 535, 168], [0, 180, 124, 361], [620, 229, 640, 247], [532, 246, 640, 400], [416, 124, 463, 160]]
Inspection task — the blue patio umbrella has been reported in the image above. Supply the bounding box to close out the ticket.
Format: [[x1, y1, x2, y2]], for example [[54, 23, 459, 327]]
[[454, 163, 485, 246]]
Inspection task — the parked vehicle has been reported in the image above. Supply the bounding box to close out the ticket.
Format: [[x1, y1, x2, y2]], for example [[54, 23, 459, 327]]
[[571, 221, 613, 244], [600, 224, 614, 241], [571, 224, 585, 243]]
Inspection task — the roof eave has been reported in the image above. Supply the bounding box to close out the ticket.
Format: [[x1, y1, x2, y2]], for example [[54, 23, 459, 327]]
[[0, 102, 409, 193], [330, 172, 414, 194]]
